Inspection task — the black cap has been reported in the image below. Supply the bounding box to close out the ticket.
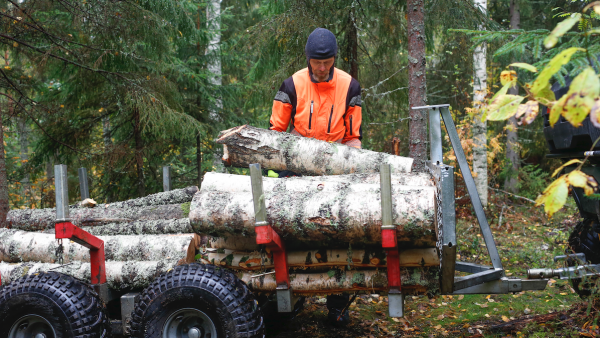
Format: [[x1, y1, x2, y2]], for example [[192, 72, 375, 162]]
[[305, 28, 338, 60]]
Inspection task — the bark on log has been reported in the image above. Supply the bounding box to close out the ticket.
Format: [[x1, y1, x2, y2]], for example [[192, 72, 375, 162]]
[[201, 172, 433, 195], [207, 248, 439, 270], [190, 184, 437, 249], [239, 267, 439, 295], [217, 125, 413, 175], [103, 186, 198, 208], [81, 219, 193, 236], [0, 260, 179, 291], [0, 229, 192, 263], [7, 203, 190, 231]]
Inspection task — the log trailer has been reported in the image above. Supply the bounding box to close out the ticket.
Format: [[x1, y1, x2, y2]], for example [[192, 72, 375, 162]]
[[0, 104, 552, 338]]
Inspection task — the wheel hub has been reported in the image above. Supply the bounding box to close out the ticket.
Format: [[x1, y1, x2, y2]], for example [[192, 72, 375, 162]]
[[8, 314, 56, 338], [163, 308, 217, 338]]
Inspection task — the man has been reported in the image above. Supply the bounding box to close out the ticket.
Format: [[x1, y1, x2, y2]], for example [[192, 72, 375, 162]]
[[269, 27, 361, 326], [270, 27, 362, 149]]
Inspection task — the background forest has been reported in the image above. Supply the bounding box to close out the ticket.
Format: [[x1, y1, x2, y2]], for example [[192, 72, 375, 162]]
[[0, 0, 594, 211]]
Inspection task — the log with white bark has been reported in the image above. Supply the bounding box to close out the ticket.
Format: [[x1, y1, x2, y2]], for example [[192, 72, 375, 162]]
[[217, 125, 413, 175], [81, 218, 193, 236], [200, 172, 433, 195], [190, 184, 437, 248], [0, 229, 192, 263], [7, 203, 190, 231], [207, 248, 439, 270], [0, 260, 179, 290], [103, 186, 198, 208], [239, 267, 439, 294]]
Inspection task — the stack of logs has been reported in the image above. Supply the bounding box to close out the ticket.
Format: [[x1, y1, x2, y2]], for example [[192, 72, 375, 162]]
[[0, 125, 442, 295]]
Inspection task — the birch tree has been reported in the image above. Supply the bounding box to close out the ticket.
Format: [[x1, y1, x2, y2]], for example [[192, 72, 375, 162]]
[[472, 0, 488, 206]]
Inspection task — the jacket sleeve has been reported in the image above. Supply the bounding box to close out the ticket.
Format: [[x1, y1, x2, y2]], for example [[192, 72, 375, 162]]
[[342, 78, 362, 148], [270, 77, 297, 132]]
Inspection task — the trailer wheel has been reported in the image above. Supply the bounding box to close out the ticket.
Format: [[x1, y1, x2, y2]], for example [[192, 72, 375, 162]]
[[0, 272, 110, 338], [568, 219, 600, 297], [129, 263, 264, 338]]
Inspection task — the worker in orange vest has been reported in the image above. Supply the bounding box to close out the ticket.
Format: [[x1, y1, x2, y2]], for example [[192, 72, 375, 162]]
[[269, 27, 360, 325]]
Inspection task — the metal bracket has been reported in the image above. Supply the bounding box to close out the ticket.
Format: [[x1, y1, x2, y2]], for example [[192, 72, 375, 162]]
[[121, 292, 139, 336], [55, 165, 106, 285], [250, 163, 292, 312], [455, 261, 494, 273], [388, 289, 404, 317], [453, 277, 547, 294]]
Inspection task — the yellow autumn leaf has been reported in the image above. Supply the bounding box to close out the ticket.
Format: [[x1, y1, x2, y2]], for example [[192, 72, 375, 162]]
[[552, 159, 582, 177], [502, 315, 510, 322], [550, 68, 600, 127], [567, 170, 598, 195], [510, 62, 537, 73], [591, 99, 600, 128], [544, 13, 582, 48], [487, 95, 524, 121], [515, 100, 539, 125], [531, 83, 556, 107], [500, 70, 517, 86], [535, 175, 569, 217], [530, 47, 584, 100]]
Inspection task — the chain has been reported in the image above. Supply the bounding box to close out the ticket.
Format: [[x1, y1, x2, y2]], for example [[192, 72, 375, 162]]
[[259, 245, 266, 274], [55, 239, 64, 265]]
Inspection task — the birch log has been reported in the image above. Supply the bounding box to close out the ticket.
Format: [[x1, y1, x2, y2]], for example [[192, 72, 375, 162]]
[[190, 185, 437, 248], [81, 219, 193, 236], [7, 203, 189, 231], [239, 267, 439, 294], [201, 172, 433, 194], [104, 186, 198, 208], [0, 229, 192, 263], [217, 125, 413, 175], [0, 260, 179, 290], [207, 248, 439, 270]]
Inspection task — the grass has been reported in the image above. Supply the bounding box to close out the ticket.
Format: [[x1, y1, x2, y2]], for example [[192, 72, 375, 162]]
[[266, 196, 600, 337]]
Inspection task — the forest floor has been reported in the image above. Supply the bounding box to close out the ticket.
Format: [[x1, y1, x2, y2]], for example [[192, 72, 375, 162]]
[[265, 197, 600, 337]]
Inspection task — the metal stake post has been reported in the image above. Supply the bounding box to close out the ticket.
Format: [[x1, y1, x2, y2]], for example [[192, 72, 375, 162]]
[[249, 163, 293, 312], [55, 165, 70, 222], [78, 167, 90, 200], [163, 166, 171, 192]]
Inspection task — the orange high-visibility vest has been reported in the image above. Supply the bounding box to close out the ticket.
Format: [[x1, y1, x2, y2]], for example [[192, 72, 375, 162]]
[[270, 67, 362, 148]]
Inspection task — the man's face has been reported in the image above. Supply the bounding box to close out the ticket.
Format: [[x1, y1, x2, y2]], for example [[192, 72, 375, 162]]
[[309, 57, 335, 82]]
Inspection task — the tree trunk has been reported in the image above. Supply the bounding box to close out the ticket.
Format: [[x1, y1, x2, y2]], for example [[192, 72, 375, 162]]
[[133, 107, 146, 197], [407, 0, 427, 172], [190, 181, 436, 248], [0, 228, 192, 263], [197, 134, 202, 186], [504, 0, 521, 194], [347, 9, 359, 79], [207, 248, 438, 270], [239, 267, 438, 294], [472, 0, 488, 206], [206, 0, 223, 122], [0, 260, 180, 291], [17, 117, 30, 193], [7, 203, 190, 231], [0, 103, 7, 228], [218, 125, 413, 175], [82, 218, 193, 236], [102, 115, 112, 148]]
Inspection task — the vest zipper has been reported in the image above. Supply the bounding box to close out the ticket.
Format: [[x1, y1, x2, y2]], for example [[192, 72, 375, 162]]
[[309, 101, 314, 130], [327, 105, 334, 133], [349, 115, 353, 135]]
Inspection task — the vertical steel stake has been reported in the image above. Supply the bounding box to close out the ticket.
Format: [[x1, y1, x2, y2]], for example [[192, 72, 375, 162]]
[[429, 107, 443, 163], [54, 164, 70, 222], [249, 163, 293, 312], [163, 166, 171, 192], [78, 167, 89, 200]]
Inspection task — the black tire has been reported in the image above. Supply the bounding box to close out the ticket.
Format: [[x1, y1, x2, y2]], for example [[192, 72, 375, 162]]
[[0, 272, 110, 338], [568, 219, 600, 297], [129, 263, 264, 338]]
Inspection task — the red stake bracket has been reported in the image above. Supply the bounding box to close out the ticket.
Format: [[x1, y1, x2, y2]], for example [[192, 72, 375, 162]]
[[256, 225, 290, 288], [55, 222, 106, 284], [383, 229, 402, 289]]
